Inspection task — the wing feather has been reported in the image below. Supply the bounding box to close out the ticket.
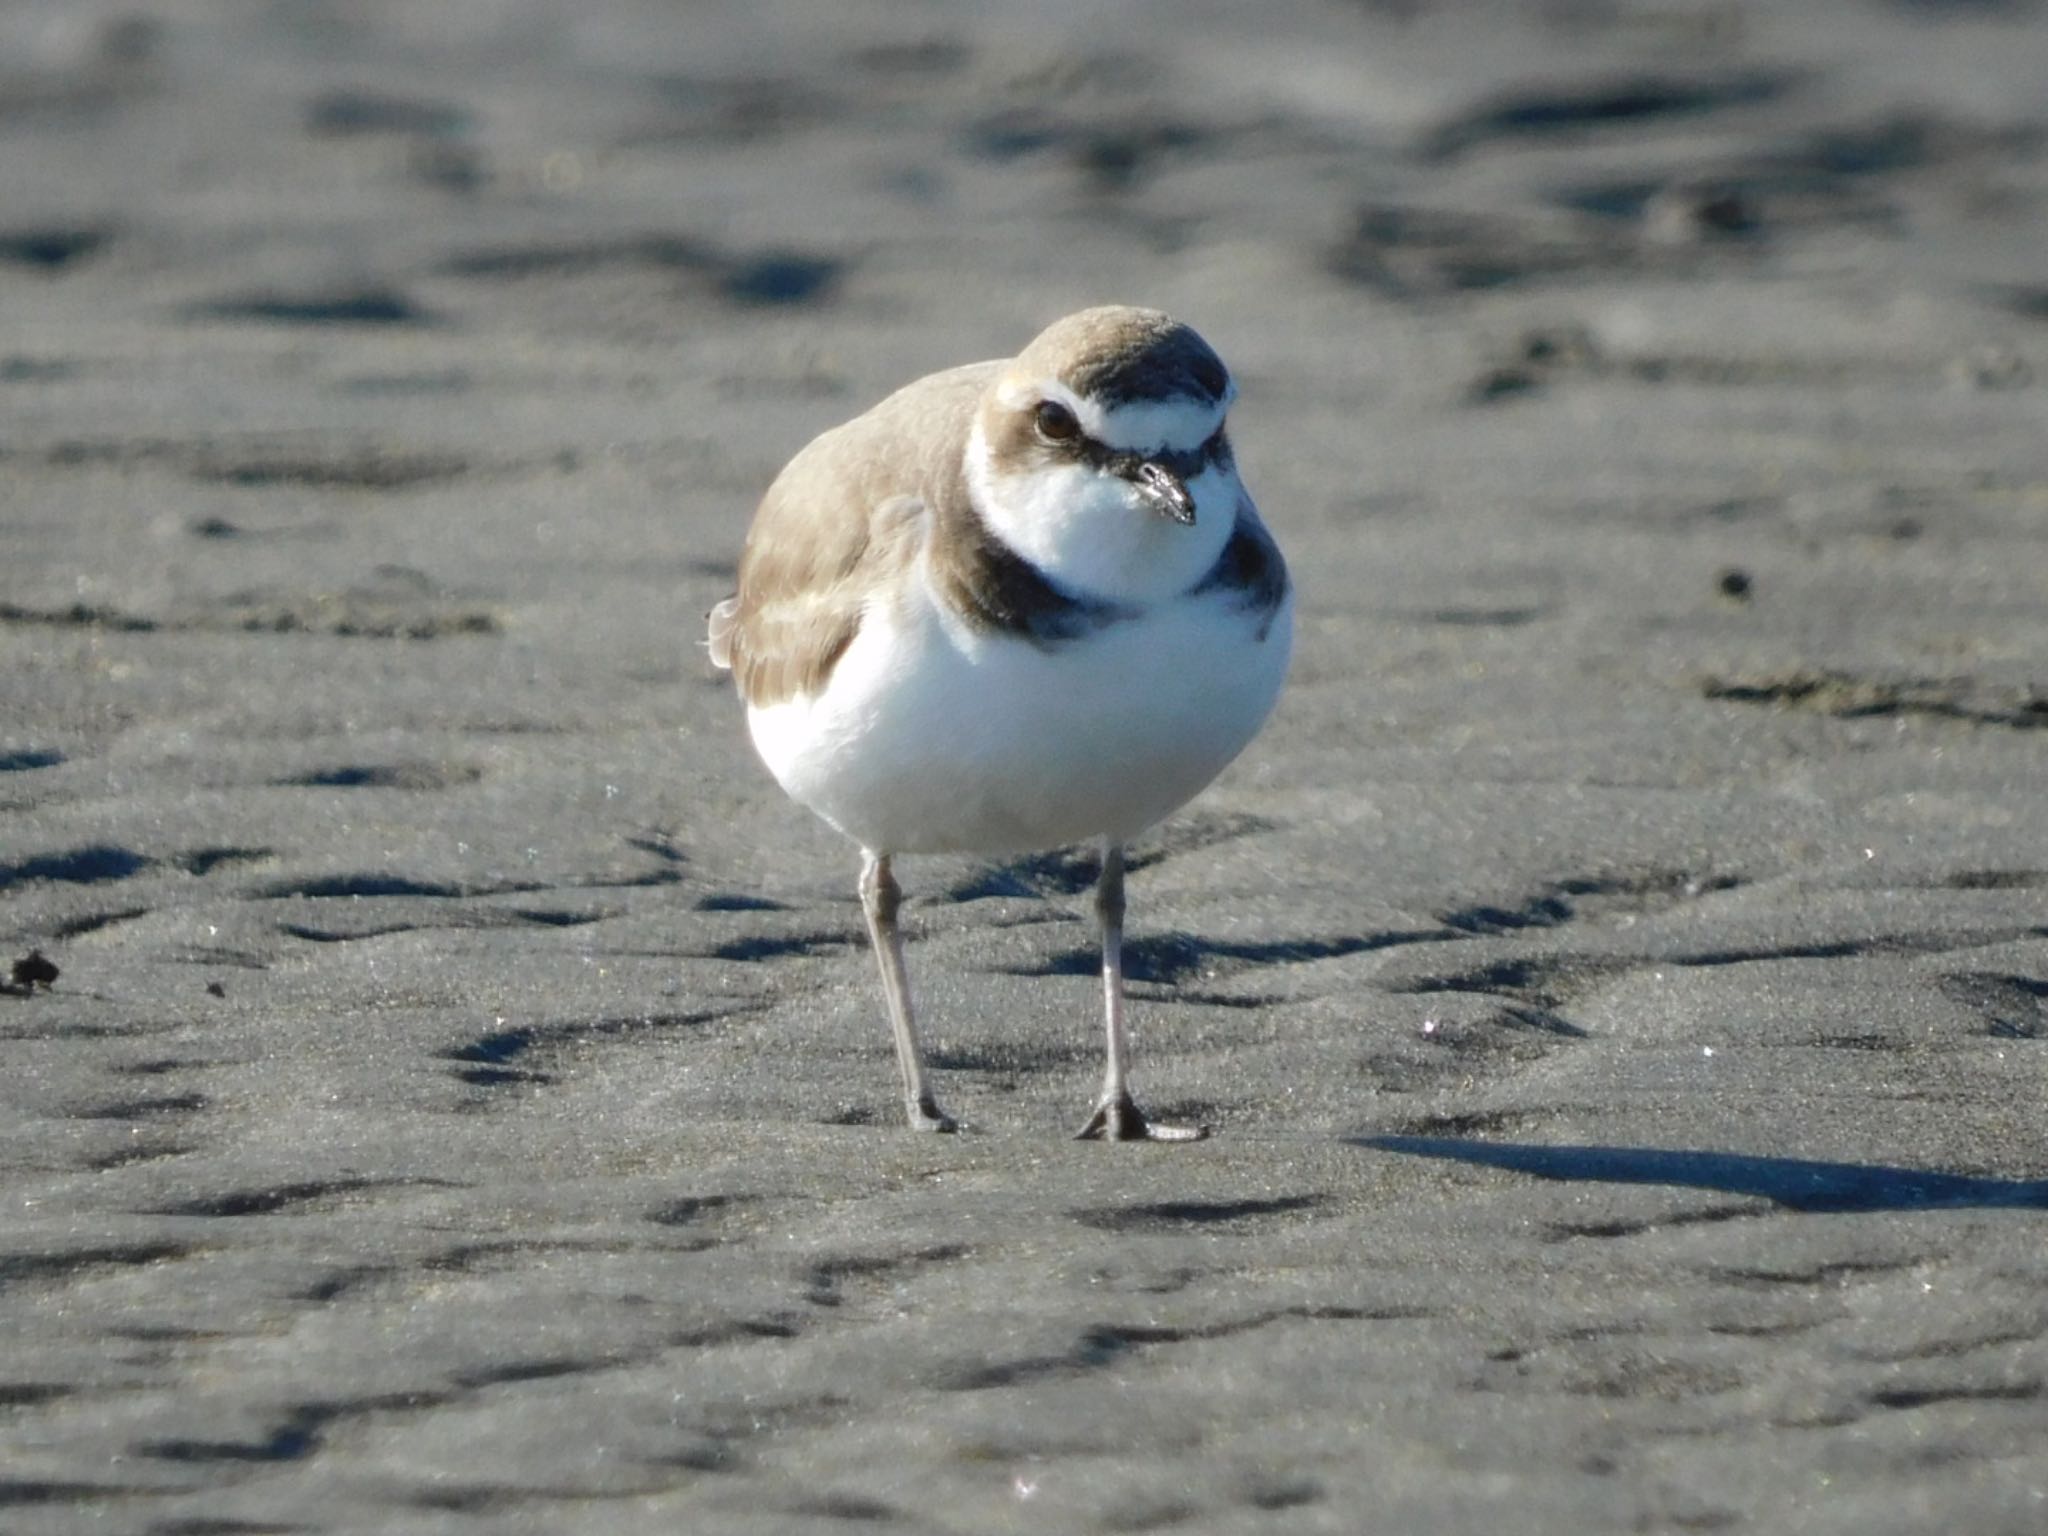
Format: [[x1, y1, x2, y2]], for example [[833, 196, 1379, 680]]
[[711, 363, 996, 708]]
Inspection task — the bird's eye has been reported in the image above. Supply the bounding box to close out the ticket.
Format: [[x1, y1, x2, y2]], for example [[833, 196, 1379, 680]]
[[1033, 400, 1080, 443]]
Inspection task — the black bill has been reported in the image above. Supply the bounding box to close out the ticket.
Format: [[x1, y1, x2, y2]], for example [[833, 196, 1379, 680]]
[[1129, 459, 1195, 524]]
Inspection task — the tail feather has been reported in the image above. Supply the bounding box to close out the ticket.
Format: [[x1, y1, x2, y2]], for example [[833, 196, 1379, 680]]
[[705, 595, 739, 671]]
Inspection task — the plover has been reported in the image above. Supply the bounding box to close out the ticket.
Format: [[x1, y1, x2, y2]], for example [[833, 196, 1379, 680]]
[[708, 306, 1291, 1139]]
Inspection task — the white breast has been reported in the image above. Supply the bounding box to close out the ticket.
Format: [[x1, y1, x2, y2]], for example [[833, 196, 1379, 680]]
[[745, 552, 1292, 856], [963, 420, 1237, 606]]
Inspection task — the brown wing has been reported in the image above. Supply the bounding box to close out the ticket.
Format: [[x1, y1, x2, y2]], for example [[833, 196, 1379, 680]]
[[711, 362, 996, 709]]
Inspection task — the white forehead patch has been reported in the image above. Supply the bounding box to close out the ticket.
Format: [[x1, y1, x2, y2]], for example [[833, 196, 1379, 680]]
[[995, 376, 1233, 453]]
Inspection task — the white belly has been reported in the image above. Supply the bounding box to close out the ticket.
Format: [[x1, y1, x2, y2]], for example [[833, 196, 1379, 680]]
[[746, 581, 1292, 855]]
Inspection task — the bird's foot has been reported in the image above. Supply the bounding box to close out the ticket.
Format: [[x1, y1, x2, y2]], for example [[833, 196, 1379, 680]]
[[1074, 1090, 1207, 1143], [906, 1096, 959, 1134]]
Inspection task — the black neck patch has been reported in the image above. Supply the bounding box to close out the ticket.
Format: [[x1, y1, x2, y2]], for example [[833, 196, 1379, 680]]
[[936, 511, 1138, 649], [1192, 503, 1290, 640]]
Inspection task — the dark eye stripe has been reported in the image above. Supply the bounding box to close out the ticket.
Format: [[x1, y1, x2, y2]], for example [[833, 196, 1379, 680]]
[[1070, 423, 1230, 478]]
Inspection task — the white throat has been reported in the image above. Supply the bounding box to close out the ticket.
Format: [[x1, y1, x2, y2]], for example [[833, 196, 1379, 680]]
[[963, 420, 1240, 606]]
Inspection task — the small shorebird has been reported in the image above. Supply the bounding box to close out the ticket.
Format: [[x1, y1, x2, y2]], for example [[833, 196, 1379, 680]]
[[709, 306, 1291, 1139]]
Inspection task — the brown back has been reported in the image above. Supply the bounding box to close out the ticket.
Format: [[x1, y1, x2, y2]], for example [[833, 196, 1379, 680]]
[[712, 362, 995, 708]]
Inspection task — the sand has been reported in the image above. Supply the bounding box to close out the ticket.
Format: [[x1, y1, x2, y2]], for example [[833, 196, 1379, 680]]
[[4, 1, 2047, 1531]]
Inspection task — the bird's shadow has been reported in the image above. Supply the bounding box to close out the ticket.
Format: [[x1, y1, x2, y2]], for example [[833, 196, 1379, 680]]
[[1356, 1136, 2048, 1213]]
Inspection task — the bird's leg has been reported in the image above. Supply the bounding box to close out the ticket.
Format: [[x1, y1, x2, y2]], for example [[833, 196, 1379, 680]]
[[858, 850, 956, 1133], [1076, 839, 1206, 1142]]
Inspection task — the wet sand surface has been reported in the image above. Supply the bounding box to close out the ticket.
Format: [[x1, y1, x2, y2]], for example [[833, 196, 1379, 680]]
[[4, 2, 2048, 1530]]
